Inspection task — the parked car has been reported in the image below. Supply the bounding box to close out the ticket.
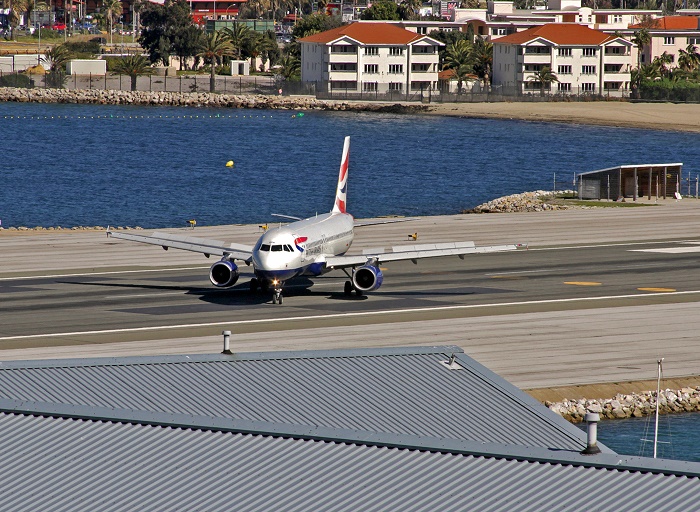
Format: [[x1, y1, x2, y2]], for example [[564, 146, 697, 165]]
[[51, 23, 66, 31]]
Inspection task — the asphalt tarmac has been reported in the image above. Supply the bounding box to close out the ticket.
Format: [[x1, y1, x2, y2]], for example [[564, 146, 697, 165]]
[[2, 202, 700, 398]]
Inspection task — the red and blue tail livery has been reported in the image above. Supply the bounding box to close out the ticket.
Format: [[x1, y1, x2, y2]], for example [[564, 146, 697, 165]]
[[332, 136, 350, 214]]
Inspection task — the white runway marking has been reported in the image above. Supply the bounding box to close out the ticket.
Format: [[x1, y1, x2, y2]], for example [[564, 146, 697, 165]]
[[3, 289, 700, 341], [631, 246, 700, 254], [0, 266, 210, 281]]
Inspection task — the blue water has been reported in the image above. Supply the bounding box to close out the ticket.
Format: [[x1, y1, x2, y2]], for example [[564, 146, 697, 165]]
[[1, 101, 700, 228], [579, 412, 700, 463]]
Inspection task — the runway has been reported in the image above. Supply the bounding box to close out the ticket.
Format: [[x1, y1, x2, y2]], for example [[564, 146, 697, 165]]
[[2, 203, 700, 396]]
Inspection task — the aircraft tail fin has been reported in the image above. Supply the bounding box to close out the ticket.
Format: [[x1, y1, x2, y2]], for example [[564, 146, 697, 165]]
[[332, 136, 350, 214]]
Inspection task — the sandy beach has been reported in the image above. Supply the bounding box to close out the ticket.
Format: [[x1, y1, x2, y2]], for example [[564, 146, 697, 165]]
[[424, 101, 700, 133]]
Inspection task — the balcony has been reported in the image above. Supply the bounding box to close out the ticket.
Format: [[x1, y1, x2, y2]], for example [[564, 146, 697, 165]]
[[329, 52, 358, 63]]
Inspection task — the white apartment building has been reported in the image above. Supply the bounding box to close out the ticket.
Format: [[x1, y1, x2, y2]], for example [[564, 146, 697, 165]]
[[492, 23, 633, 95], [299, 22, 443, 94]]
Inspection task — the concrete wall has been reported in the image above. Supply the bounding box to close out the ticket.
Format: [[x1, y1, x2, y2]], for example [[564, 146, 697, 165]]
[[66, 60, 107, 76]]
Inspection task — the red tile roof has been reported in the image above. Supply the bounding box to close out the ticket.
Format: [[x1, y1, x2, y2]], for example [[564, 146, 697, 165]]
[[298, 22, 424, 45], [629, 16, 700, 30], [495, 24, 616, 46]]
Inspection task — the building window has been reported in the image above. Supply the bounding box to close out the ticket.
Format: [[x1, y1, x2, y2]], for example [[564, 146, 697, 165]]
[[330, 81, 357, 90], [605, 46, 626, 55], [417, 27, 427, 34], [492, 28, 508, 35], [413, 46, 434, 54], [604, 82, 622, 90], [331, 45, 356, 53], [364, 64, 378, 74], [558, 65, 572, 74], [664, 36, 675, 45], [558, 82, 571, 92], [389, 82, 403, 91], [389, 47, 404, 56], [389, 64, 403, 74], [412, 63, 431, 72], [582, 83, 596, 92], [604, 64, 623, 73], [612, 14, 622, 23], [411, 81, 430, 90], [689, 37, 700, 45], [524, 64, 544, 72], [363, 82, 378, 92], [558, 48, 572, 57], [524, 46, 551, 54], [364, 47, 378, 56], [582, 65, 596, 74], [331, 63, 357, 71], [583, 48, 597, 57]]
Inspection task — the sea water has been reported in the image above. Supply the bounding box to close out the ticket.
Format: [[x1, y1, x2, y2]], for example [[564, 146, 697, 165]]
[[2, 102, 700, 228]]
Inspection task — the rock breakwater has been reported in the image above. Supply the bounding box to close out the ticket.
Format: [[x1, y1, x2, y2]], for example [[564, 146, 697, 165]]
[[464, 191, 570, 214], [547, 386, 700, 423], [0, 87, 427, 113]]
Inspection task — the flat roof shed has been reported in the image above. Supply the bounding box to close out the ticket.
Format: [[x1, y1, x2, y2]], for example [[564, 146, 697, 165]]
[[578, 163, 683, 201]]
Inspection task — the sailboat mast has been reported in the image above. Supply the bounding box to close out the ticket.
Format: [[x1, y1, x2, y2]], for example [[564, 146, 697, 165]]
[[653, 357, 664, 459]]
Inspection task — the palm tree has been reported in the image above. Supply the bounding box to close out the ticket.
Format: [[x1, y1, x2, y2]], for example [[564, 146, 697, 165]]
[[528, 66, 558, 96], [44, 43, 73, 88], [443, 40, 473, 93], [277, 53, 300, 80], [221, 23, 250, 60], [102, 0, 123, 46], [111, 54, 154, 91], [246, 31, 277, 71], [632, 28, 651, 70], [678, 44, 700, 73], [653, 51, 674, 78], [470, 37, 492, 88], [196, 31, 235, 92]]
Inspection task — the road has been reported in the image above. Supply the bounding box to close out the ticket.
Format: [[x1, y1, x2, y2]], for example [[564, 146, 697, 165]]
[[2, 203, 700, 397]]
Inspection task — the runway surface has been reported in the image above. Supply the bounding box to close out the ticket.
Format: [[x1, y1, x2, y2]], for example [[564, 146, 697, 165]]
[[2, 203, 700, 394]]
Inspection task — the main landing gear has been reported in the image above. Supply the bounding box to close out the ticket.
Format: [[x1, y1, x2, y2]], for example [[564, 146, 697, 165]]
[[344, 280, 363, 297]]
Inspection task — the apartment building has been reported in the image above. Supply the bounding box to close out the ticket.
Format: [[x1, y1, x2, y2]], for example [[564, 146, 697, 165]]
[[627, 16, 700, 66], [492, 23, 633, 95], [299, 22, 443, 94]]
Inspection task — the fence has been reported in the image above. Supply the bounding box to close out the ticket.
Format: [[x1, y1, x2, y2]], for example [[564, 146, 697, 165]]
[[0, 70, 278, 95]]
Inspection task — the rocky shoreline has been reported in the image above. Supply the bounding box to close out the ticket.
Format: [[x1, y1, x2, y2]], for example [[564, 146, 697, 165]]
[[548, 386, 700, 423], [464, 191, 571, 214], [0, 87, 427, 113]]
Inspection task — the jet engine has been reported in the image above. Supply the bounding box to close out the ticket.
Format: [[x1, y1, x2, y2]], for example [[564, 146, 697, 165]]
[[352, 265, 383, 292], [209, 260, 240, 288]]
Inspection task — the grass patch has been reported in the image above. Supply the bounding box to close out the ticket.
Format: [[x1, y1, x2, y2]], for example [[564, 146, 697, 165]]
[[552, 198, 658, 208]]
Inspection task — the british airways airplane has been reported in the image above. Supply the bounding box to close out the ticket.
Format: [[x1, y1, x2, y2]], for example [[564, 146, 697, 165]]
[[107, 136, 520, 304]]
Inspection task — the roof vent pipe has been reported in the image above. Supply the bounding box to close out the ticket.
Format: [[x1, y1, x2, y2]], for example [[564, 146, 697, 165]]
[[222, 330, 232, 355], [581, 412, 602, 455]]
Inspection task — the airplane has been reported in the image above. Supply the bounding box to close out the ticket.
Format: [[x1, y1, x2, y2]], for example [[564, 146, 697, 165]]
[[107, 136, 521, 304]]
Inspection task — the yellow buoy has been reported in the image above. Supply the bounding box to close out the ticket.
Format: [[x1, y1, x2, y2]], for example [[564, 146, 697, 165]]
[[226, 160, 234, 167]]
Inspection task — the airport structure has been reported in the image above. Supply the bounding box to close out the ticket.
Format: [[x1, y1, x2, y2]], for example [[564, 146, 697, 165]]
[[0, 345, 698, 509], [578, 163, 684, 201]]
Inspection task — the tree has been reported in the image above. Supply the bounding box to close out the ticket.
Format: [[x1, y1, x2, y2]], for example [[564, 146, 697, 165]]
[[528, 66, 558, 96], [361, 0, 401, 20], [111, 54, 154, 91], [196, 31, 235, 92], [291, 13, 343, 41], [139, 0, 194, 66], [221, 23, 250, 60], [244, 31, 278, 71], [443, 40, 473, 93], [44, 44, 73, 88], [470, 37, 493, 85], [631, 28, 651, 70], [102, 0, 123, 46], [678, 44, 700, 73], [173, 25, 203, 70], [277, 53, 300, 80]]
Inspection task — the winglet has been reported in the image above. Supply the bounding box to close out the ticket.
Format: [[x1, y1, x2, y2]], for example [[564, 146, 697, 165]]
[[332, 136, 350, 214]]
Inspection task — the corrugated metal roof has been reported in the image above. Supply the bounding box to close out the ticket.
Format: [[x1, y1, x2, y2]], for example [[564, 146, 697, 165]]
[[0, 411, 698, 512], [0, 347, 587, 451], [577, 163, 683, 176]]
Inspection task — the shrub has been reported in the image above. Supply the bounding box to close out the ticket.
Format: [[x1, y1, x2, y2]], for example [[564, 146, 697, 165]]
[[64, 41, 102, 55], [639, 78, 700, 102], [0, 73, 33, 88]]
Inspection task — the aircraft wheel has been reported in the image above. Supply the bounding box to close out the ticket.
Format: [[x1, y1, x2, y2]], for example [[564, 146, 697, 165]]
[[249, 278, 259, 293], [273, 289, 283, 305], [344, 281, 353, 296]]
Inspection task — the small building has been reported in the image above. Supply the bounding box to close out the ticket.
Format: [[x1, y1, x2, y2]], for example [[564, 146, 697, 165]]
[[578, 163, 684, 200], [66, 59, 107, 76], [627, 16, 700, 67]]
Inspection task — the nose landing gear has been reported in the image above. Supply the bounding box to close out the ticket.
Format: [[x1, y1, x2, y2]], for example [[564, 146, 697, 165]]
[[272, 288, 283, 304]]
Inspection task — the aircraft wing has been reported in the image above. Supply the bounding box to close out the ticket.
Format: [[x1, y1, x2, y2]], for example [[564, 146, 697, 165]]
[[354, 217, 419, 227], [107, 230, 254, 263], [325, 241, 523, 269]]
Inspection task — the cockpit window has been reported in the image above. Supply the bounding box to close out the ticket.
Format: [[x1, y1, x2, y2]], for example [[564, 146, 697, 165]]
[[260, 244, 271, 251], [271, 245, 283, 252], [284, 245, 292, 252]]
